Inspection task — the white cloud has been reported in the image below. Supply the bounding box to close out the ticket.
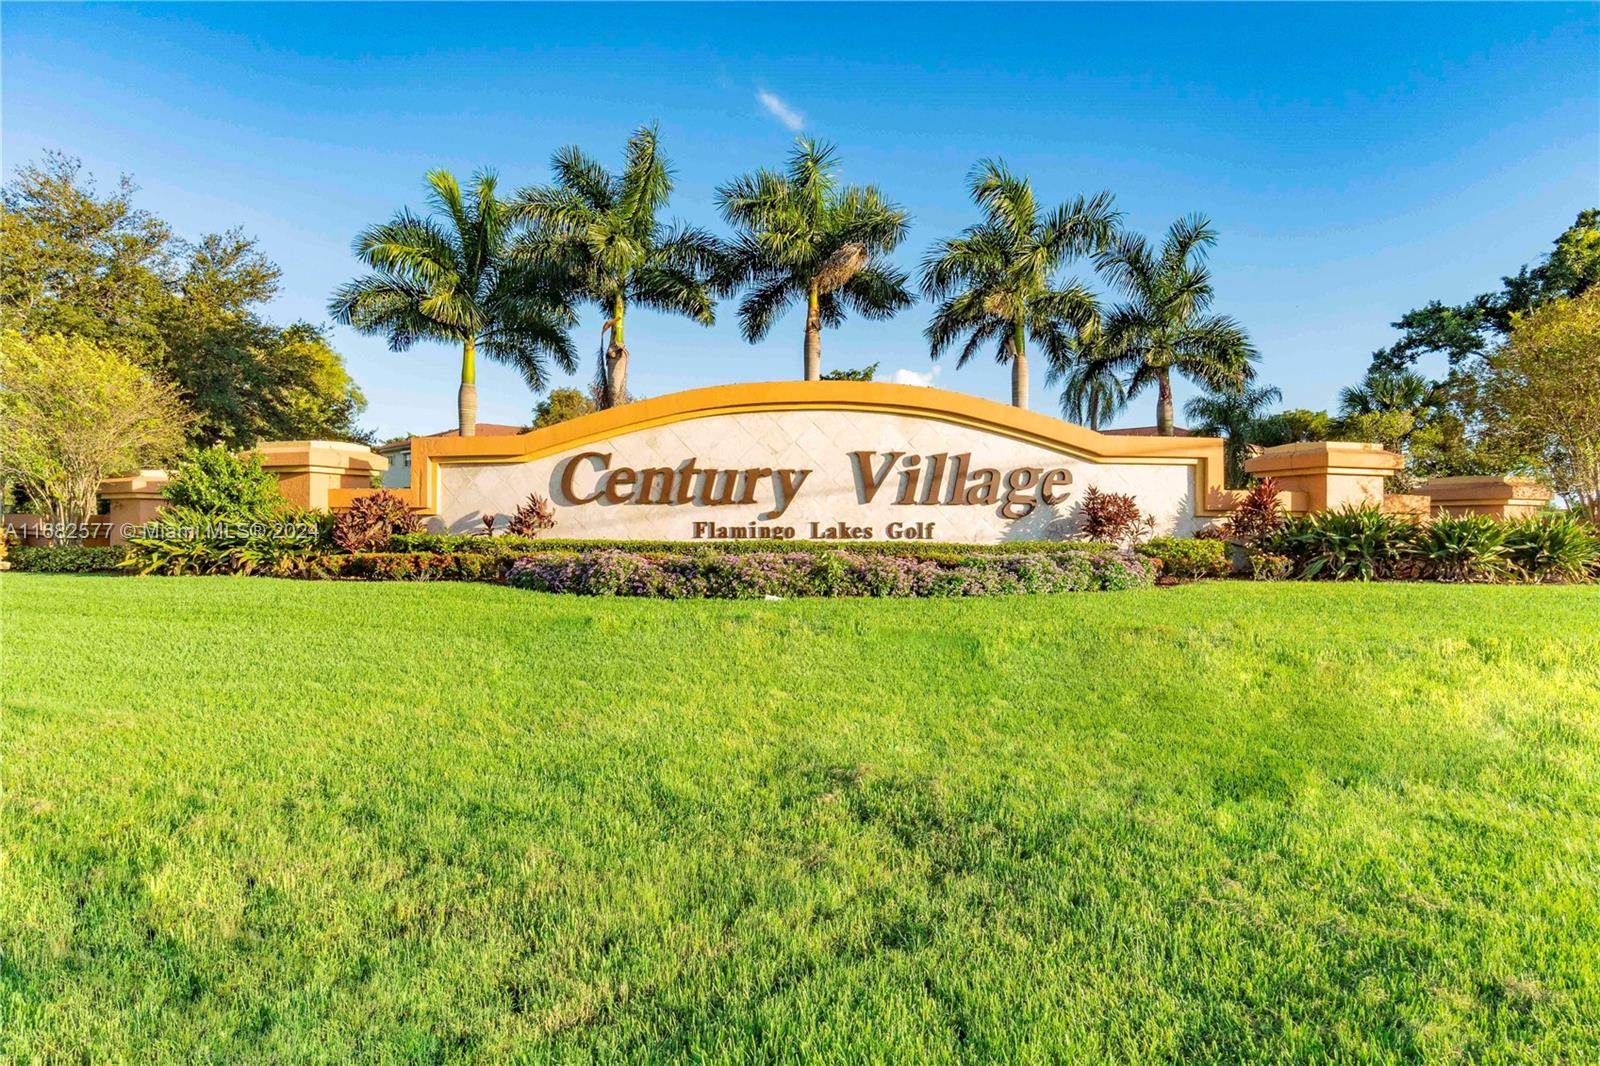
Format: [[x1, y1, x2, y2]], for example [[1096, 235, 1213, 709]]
[[756, 90, 804, 132], [890, 366, 941, 387]]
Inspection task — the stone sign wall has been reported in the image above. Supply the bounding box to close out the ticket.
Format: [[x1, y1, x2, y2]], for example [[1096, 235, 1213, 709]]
[[365, 382, 1237, 543]]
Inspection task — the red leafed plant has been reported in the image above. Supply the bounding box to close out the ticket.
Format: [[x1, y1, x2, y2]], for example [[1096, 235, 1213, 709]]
[[333, 490, 421, 552], [1222, 476, 1286, 548], [1079, 487, 1153, 547], [507, 493, 556, 538]]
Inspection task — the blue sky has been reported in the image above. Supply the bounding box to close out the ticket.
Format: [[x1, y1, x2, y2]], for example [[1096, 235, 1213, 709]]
[[4, 2, 1596, 438]]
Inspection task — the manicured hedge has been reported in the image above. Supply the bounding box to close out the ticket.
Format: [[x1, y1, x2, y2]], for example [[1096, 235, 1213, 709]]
[[505, 549, 1152, 598], [7, 545, 130, 573]]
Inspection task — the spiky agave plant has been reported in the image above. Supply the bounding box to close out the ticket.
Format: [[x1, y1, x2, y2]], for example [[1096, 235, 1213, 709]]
[[330, 169, 576, 437], [921, 161, 1117, 409], [514, 124, 722, 408], [717, 139, 913, 380]]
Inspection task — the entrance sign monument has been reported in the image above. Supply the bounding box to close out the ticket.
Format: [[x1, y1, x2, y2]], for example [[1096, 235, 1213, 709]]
[[355, 382, 1237, 542]]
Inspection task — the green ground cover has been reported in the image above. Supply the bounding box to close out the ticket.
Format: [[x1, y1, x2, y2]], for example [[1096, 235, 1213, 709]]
[[3, 575, 1598, 1062]]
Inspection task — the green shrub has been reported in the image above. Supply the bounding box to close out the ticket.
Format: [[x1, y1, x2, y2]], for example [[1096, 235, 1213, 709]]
[[8, 545, 129, 573], [1413, 514, 1510, 583], [1503, 511, 1600, 583], [330, 552, 505, 582], [1265, 506, 1419, 581], [125, 507, 328, 576], [163, 447, 283, 519], [1136, 537, 1230, 580]]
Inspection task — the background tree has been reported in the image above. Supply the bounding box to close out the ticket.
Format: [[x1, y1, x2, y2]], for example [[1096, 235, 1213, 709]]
[[1370, 209, 1598, 372], [1252, 408, 1333, 447], [1337, 367, 1433, 417], [1183, 384, 1284, 488], [1481, 290, 1600, 514], [0, 152, 172, 353], [516, 124, 720, 408], [1096, 215, 1258, 434], [821, 362, 879, 381], [0, 331, 189, 543], [332, 169, 575, 437], [164, 232, 367, 447], [1051, 316, 1126, 430], [718, 139, 912, 381], [3, 155, 367, 448], [532, 387, 597, 429], [921, 161, 1115, 409]]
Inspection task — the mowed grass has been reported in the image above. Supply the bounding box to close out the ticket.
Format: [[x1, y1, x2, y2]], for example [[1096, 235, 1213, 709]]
[[2, 576, 1598, 1063]]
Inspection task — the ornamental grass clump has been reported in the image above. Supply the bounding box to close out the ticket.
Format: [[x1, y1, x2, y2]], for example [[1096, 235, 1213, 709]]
[[1502, 511, 1600, 583], [1413, 514, 1510, 583], [1264, 506, 1418, 581]]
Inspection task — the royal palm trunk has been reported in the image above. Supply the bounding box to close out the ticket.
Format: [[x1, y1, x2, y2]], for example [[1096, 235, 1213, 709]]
[[458, 337, 477, 437], [604, 294, 629, 408], [803, 284, 822, 381], [1010, 317, 1029, 410], [1156, 369, 1174, 436]]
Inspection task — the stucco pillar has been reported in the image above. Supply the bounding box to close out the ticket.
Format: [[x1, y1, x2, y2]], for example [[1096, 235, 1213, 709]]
[[1419, 476, 1553, 518], [98, 470, 172, 545], [251, 441, 388, 511], [1243, 441, 1404, 514]]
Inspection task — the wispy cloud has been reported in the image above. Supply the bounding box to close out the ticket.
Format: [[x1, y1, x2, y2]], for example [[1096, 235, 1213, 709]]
[[756, 90, 805, 132], [890, 366, 942, 387]]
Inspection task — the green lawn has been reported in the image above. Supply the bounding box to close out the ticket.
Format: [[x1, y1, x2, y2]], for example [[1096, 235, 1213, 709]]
[[3, 575, 1598, 1063]]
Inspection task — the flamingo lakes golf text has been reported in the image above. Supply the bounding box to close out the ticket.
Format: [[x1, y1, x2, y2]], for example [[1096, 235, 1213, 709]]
[[556, 449, 1075, 537]]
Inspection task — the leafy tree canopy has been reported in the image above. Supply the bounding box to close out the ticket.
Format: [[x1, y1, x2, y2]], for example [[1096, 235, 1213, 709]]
[[0, 330, 189, 541], [1371, 209, 1599, 371], [821, 363, 879, 381], [2, 153, 368, 449], [532, 387, 597, 429]]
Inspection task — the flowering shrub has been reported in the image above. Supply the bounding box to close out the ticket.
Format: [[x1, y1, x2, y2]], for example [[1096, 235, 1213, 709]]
[[332, 491, 421, 552], [505, 549, 1152, 598]]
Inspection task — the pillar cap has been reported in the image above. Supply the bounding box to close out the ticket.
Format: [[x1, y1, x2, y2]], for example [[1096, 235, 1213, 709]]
[[1244, 440, 1404, 477], [1418, 475, 1553, 505]]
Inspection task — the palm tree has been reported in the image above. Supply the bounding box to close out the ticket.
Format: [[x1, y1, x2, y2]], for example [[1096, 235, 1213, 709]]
[[1050, 315, 1127, 430], [329, 169, 575, 437], [514, 124, 721, 408], [1097, 215, 1258, 435], [920, 161, 1117, 409], [1338, 367, 1432, 416], [716, 139, 912, 380], [1183, 383, 1284, 488]]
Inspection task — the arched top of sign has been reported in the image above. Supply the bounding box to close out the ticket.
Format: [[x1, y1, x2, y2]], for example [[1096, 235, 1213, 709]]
[[382, 381, 1231, 516]]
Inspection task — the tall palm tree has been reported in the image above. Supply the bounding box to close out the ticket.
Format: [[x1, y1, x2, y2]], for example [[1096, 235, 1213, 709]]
[[1097, 215, 1258, 435], [329, 169, 575, 437], [1050, 315, 1127, 430], [1183, 383, 1284, 488], [1338, 367, 1432, 416], [716, 139, 912, 381], [920, 161, 1117, 409], [514, 124, 721, 408]]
